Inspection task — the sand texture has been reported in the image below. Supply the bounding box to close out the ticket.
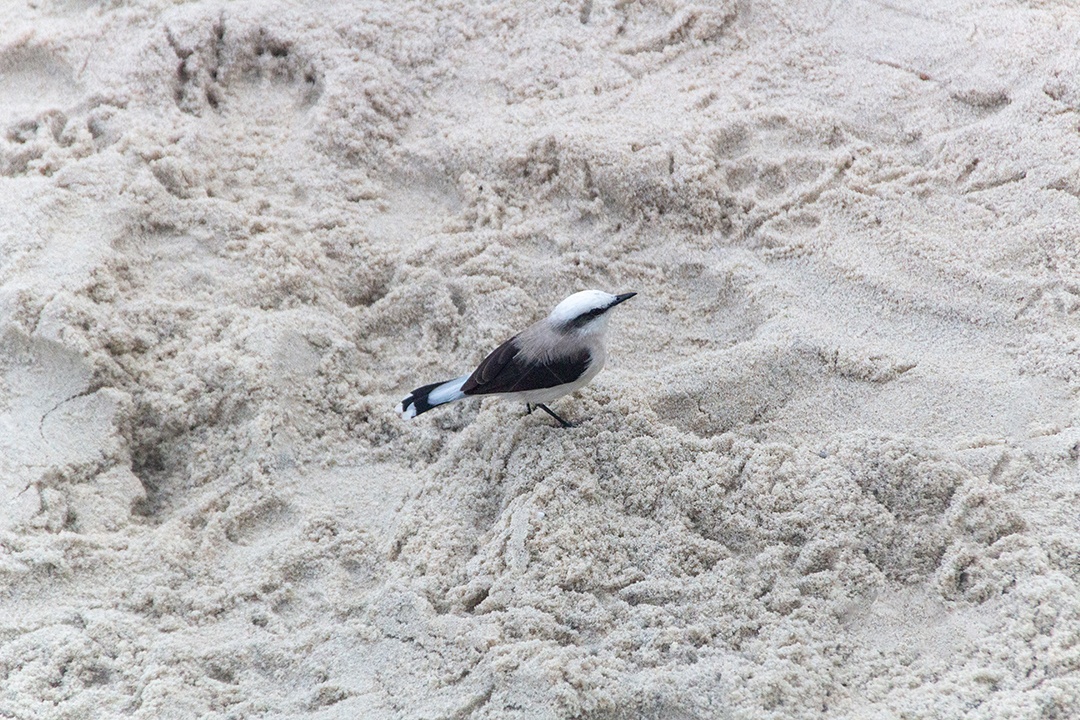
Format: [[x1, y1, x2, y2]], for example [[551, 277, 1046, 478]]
[[2, 0, 1079, 717]]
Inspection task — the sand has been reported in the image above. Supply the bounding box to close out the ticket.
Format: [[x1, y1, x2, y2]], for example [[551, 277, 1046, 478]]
[[1, 0, 1079, 717]]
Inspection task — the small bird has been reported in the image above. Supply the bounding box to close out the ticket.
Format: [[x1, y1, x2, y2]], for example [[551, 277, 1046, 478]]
[[398, 290, 636, 427]]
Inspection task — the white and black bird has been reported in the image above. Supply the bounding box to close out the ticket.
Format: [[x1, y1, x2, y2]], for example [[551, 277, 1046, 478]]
[[398, 290, 636, 427]]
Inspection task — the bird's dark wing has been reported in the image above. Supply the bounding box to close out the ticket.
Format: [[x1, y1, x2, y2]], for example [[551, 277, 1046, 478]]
[[461, 337, 591, 396]]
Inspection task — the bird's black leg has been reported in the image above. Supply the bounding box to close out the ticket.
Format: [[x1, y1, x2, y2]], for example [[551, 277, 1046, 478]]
[[526, 403, 534, 415], [534, 404, 574, 428]]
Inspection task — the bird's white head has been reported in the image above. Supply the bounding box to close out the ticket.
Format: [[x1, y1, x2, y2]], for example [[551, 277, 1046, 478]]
[[549, 290, 636, 333]]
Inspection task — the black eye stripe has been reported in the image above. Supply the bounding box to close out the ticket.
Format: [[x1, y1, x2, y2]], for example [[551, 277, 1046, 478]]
[[567, 306, 607, 328]]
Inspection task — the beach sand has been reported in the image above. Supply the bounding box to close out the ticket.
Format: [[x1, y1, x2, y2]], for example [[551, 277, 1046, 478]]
[[2, 0, 1079, 717]]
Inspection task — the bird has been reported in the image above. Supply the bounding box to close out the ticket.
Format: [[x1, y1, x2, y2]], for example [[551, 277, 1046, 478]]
[[398, 290, 636, 427]]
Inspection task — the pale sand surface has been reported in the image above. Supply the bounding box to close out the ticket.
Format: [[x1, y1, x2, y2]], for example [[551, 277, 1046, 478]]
[[2, 0, 1079, 717]]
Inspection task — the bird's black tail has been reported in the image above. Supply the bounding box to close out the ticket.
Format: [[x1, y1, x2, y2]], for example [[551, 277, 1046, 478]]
[[398, 375, 469, 419]]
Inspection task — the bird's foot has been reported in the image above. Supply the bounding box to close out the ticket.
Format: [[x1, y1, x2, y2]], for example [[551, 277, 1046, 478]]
[[534, 403, 574, 428]]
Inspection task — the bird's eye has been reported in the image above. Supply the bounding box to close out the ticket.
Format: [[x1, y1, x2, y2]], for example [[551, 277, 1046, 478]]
[[567, 307, 606, 329]]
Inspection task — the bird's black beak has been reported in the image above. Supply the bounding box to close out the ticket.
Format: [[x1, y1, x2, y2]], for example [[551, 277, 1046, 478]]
[[610, 292, 637, 307]]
